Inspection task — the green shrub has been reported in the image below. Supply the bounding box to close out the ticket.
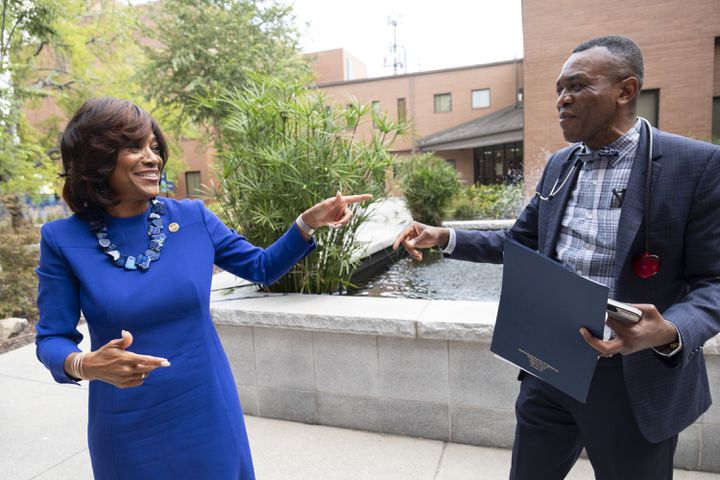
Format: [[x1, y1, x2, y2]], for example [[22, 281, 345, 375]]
[[448, 183, 526, 220], [204, 77, 408, 293], [0, 196, 39, 322], [397, 153, 461, 226]]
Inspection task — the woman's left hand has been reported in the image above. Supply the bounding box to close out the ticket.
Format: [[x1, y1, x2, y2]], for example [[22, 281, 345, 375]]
[[300, 191, 373, 233]]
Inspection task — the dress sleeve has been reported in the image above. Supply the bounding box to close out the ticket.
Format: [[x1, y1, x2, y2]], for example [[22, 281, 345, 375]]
[[35, 223, 84, 385], [198, 202, 316, 285]]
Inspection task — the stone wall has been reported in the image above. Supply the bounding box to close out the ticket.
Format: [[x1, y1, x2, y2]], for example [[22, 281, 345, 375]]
[[212, 294, 720, 473]]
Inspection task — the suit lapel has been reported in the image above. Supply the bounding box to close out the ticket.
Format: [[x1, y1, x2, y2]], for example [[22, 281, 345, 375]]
[[541, 146, 583, 257], [613, 122, 663, 280]]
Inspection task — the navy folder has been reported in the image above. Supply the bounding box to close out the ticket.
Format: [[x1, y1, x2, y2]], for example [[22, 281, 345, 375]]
[[490, 238, 608, 403]]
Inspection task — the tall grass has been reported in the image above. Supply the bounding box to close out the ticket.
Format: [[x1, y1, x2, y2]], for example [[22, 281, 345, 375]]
[[204, 78, 409, 293]]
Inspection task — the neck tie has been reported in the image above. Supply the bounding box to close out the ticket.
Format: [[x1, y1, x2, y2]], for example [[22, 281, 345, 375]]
[[577, 146, 619, 164]]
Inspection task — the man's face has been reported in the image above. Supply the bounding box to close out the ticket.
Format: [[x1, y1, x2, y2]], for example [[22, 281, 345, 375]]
[[555, 47, 626, 149]]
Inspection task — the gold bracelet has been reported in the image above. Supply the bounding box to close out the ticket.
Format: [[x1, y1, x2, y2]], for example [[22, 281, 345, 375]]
[[78, 352, 87, 380], [70, 352, 87, 381]]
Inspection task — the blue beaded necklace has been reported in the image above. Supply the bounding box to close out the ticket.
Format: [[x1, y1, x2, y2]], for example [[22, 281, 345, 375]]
[[88, 198, 167, 271]]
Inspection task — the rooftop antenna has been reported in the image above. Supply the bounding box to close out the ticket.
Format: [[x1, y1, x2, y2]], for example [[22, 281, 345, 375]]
[[384, 15, 406, 75]]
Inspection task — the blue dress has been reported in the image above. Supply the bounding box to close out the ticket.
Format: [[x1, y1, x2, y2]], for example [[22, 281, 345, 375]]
[[35, 199, 315, 479]]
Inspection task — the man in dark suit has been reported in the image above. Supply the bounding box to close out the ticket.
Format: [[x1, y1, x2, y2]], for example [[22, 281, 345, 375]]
[[394, 35, 720, 479]]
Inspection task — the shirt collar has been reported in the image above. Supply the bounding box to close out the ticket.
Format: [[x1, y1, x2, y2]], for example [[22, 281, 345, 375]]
[[579, 119, 641, 166], [604, 118, 641, 159]]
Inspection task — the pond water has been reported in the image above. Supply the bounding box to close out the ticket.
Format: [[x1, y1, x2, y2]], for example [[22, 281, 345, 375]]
[[350, 250, 504, 301]]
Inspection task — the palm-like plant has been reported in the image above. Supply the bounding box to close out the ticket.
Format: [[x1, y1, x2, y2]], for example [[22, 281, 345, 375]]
[[204, 77, 409, 293]]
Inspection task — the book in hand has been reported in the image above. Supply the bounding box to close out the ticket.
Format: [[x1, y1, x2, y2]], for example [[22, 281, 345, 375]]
[[490, 238, 608, 403]]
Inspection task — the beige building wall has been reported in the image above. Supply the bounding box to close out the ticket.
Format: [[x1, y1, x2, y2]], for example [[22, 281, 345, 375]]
[[522, 0, 720, 191], [435, 149, 474, 185], [344, 51, 368, 81], [307, 48, 368, 84], [25, 97, 64, 128], [173, 139, 215, 199], [309, 49, 345, 84], [317, 60, 523, 157]]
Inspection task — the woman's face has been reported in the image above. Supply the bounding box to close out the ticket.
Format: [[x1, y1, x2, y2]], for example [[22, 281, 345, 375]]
[[108, 134, 163, 204]]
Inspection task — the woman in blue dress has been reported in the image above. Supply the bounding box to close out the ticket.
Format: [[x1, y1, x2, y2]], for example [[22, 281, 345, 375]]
[[35, 97, 371, 479]]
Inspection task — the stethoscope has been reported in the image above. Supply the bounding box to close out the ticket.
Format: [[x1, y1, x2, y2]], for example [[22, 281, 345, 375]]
[[535, 117, 660, 279]]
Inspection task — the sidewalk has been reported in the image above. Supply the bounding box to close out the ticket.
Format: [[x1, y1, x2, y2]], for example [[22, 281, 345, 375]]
[[2, 326, 718, 479]]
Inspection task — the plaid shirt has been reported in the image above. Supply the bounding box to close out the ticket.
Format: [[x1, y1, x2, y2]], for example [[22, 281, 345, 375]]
[[445, 119, 680, 352], [555, 119, 642, 299]]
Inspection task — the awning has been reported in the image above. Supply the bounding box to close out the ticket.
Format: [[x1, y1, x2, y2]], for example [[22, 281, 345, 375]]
[[417, 104, 523, 151]]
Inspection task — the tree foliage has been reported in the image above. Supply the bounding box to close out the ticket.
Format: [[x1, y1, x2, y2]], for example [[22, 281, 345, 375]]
[[1, 0, 58, 106], [4, 0, 310, 199], [140, 0, 310, 131], [0, 0, 61, 196], [2, 0, 194, 197]]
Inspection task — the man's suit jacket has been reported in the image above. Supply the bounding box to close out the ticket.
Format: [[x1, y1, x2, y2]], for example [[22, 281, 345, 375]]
[[450, 122, 720, 443]]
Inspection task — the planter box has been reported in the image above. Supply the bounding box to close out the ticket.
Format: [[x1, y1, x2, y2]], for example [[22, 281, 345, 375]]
[[211, 293, 720, 473]]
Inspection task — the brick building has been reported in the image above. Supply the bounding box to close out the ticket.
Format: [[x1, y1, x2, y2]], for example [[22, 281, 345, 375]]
[[314, 54, 524, 185], [308, 48, 368, 84], [23, 0, 720, 198], [313, 0, 720, 191], [522, 0, 720, 190]]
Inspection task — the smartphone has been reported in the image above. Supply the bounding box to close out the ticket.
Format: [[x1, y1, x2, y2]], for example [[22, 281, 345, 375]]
[[607, 299, 642, 325]]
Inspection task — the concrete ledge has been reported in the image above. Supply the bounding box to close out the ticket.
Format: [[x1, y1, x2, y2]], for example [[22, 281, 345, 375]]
[[442, 219, 515, 230], [212, 294, 720, 350], [418, 300, 499, 343], [213, 295, 424, 338], [213, 295, 499, 343], [212, 293, 720, 473]]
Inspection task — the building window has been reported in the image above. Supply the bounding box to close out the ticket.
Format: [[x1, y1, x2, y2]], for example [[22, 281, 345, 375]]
[[712, 97, 720, 141], [185, 171, 202, 197], [397, 97, 407, 123], [637, 89, 659, 127], [434, 93, 451, 113], [345, 103, 357, 130], [446, 159, 456, 169], [372, 100, 381, 128], [473, 142, 523, 185], [471, 89, 490, 109]]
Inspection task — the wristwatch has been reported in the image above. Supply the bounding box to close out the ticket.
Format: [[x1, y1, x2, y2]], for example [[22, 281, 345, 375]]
[[295, 214, 316, 236], [653, 323, 682, 356], [655, 340, 681, 355]]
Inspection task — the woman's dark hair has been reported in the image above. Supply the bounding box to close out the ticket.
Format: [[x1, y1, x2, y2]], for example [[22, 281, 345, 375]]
[[60, 97, 169, 214]]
